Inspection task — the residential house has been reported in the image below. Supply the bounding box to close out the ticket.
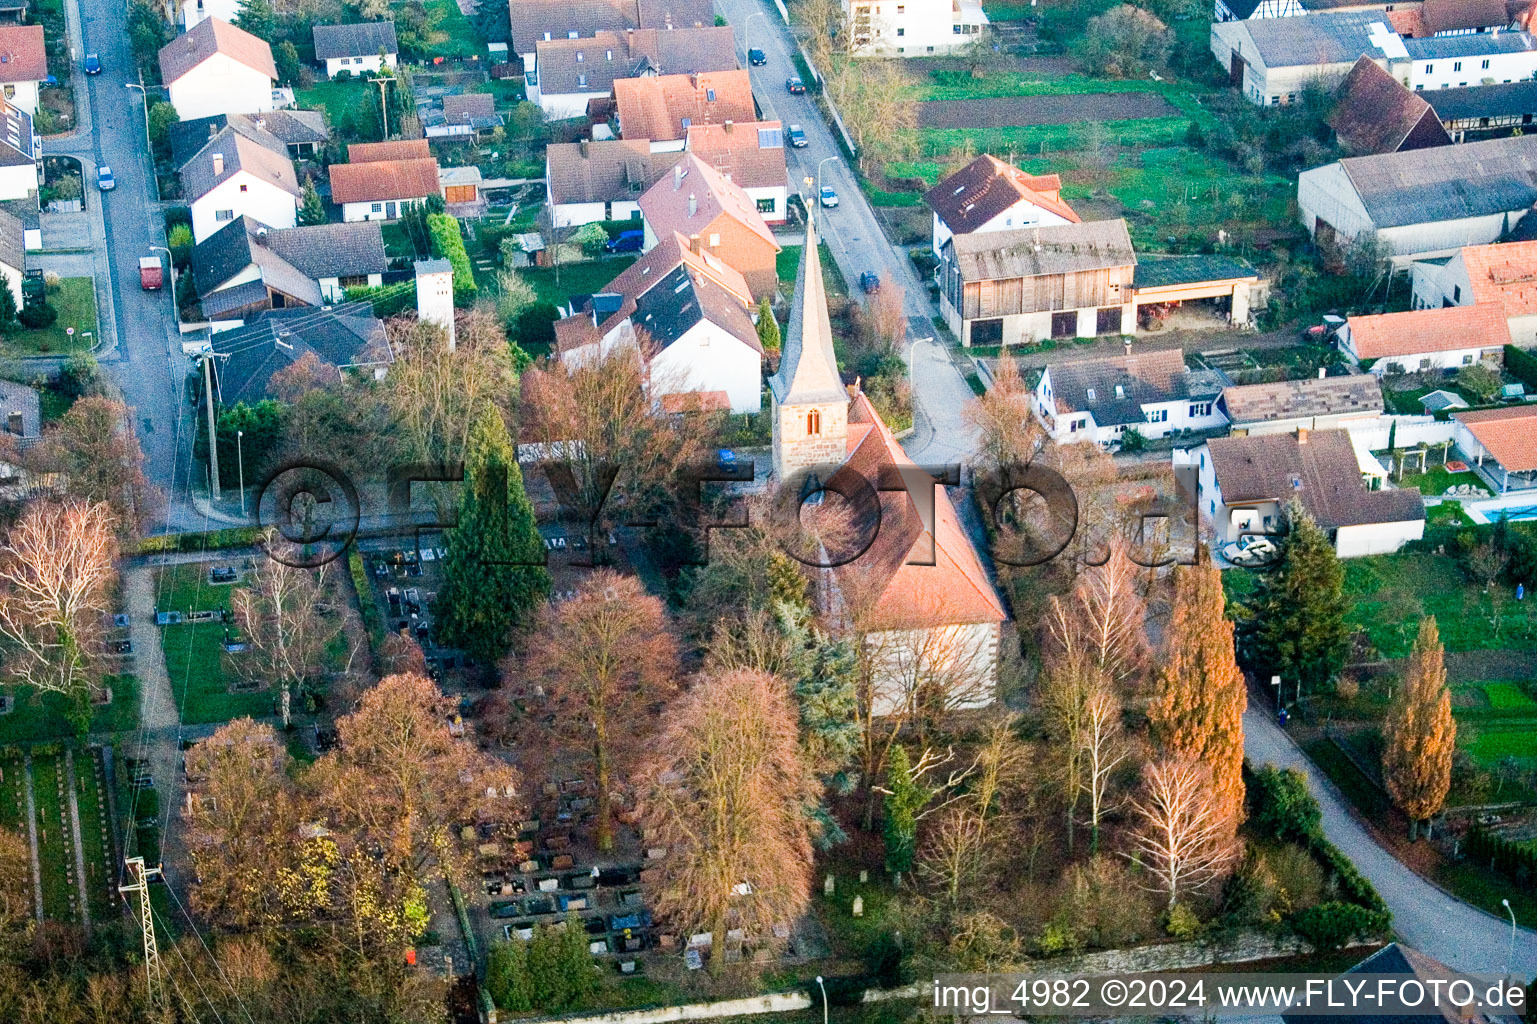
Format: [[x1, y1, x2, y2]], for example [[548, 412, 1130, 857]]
[[170, 111, 330, 165], [771, 217, 1007, 713], [1296, 134, 1537, 261], [0, 378, 38, 444], [529, 25, 737, 120], [159, 18, 278, 122], [684, 120, 788, 224], [1337, 302, 1511, 372], [1411, 239, 1537, 344], [0, 26, 45, 117], [179, 125, 301, 243], [210, 307, 391, 404], [330, 140, 440, 222], [1329, 56, 1452, 154], [1210, 10, 1537, 108], [555, 231, 763, 412], [312, 22, 398, 78], [508, 0, 715, 67], [923, 154, 1079, 258], [845, 0, 990, 56], [1033, 347, 1230, 446], [0, 205, 22, 312], [545, 137, 684, 227], [1429, 79, 1537, 134], [1452, 405, 1537, 491], [0, 99, 36, 203], [1196, 428, 1426, 556], [937, 219, 1137, 346], [1219, 373, 1384, 435], [424, 94, 504, 140], [0, 198, 38, 250], [191, 215, 387, 320], [613, 70, 756, 151], [637, 153, 781, 299], [181, 0, 242, 29]]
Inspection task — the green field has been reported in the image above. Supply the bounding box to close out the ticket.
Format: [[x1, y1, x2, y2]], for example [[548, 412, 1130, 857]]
[[1481, 681, 1537, 711], [418, 0, 485, 59], [4, 278, 99, 355], [0, 675, 139, 745], [30, 752, 79, 923], [162, 623, 272, 726], [155, 562, 238, 615], [1343, 553, 1537, 659]]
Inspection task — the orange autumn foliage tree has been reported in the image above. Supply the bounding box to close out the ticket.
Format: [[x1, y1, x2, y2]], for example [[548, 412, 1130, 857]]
[[1148, 561, 1247, 843], [1382, 616, 1456, 838]]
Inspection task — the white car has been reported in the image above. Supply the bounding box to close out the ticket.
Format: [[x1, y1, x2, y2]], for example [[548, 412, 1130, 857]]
[[819, 186, 838, 208], [1221, 535, 1277, 566]]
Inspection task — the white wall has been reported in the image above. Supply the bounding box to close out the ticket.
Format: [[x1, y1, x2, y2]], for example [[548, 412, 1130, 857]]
[[743, 185, 788, 225], [1033, 367, 1223, 446], [1336, 518, 1425, 557], [190, 173, 297, 243], [324, 52, 396, 78], [168, 55, 275, 121], [1413, 254, 1537, 345], [0, 80, 39, 118], [930, 196, 1075, 257], [0, 259, 21, 312], [1299, 161, 1522, 258], [651, 320, 763, 414], [551, 200, 609, 228], [0, 162, 37, 202], [317, 272, 382, 301], [535, 88, 607, 121], [1297, 160, 1375, 240], [846, 0, 988, 57], [864, 622, 999, 716], [1402, 50, 1537, 91], [1337, 324, 1493, 375], [341, 197, 421, 222], [182, 0, 242, 29]]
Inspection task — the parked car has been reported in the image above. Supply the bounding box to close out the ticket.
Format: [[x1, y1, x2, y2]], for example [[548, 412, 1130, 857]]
[[819, 186, 838, 208], [787, 124, 808, 148], [748, 47, 767, 65], [718, 448, 737, 470], [1220, 535, 1277, 566], [859, 271, 880, 293], [138, 255, 164, 290], [97, 165, 115, 191], [606, 229, 644, 253], [786, 75, 806, 94], [84, 53, 101, 74]]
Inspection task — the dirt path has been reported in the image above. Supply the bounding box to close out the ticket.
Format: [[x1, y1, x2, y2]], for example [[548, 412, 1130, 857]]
[[21, 757, 41, 921], [62, 748, 92, 932]]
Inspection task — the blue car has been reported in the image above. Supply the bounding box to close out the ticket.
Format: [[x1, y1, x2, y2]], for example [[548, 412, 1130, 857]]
[[84, 53, 101, 74], [606, 229, 644, 253]]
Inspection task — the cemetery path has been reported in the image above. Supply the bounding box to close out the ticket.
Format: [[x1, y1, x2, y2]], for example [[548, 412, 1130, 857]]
[[21, 758, 41, 921], [63, 749, 92, 932]]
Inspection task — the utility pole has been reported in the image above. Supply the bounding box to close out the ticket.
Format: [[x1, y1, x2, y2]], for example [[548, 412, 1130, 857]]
[[119, 857, 165, 1008], [369, 75, 391, 138], [202, 353, 221, 501]]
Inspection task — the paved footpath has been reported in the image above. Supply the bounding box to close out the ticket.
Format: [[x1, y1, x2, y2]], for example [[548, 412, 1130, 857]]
[[1245, 699, 1537, 976]]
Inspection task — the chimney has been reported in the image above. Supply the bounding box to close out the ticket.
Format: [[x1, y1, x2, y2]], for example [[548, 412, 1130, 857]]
[[687, 192, 697, 217], [208, 123, 218, 141], [1123, 340, 1132, 356], [723, 119, 733, 133], [1318, 366, 1327, 379], [5, 411, 19, 435], [580, 138, 590, 157], [689, 233, 701, 254], [212, 151, 224, 176], [673, 163, 684, 188], [1297, 426, 1309, 445], [255, 226, 269, 245]]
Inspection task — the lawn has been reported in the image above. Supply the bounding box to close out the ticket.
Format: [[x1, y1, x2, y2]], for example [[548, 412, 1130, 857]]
[[30, 751, 80, 923], [1396, 465, 1489, 497], [0, 675, 139, 745], [521, 257, 637, 310], [293, 79, 373, 128], [155, 562, 238, 616], [4, 278, 98, 355], [73, 749, 115, 921], [162, 623, 273, 726], [418, 0, 485, 59], [1343, 553, 1537, 659]]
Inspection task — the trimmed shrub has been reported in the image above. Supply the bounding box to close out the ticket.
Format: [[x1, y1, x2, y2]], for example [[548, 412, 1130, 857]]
[[426, 212, 477, 306], [1506, 344, 1537, 393], [1290, 901, 1390, 951], [347, 548, 387, 656], [18, 302, 57, 329]]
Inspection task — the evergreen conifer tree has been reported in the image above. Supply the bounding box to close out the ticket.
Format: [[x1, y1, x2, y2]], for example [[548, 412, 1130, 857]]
[[1251, 500, 1351, 703], [299, 177, 326, 226]]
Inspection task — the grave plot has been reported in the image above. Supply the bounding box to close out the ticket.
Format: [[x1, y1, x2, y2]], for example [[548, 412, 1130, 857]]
[[74, 747, 117, 922], [30, 750, 81, 924]]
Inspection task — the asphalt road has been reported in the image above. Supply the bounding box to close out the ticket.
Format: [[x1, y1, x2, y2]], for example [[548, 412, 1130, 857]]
[[57, 0, 195, 527], [1245, 698, 1537, 977]]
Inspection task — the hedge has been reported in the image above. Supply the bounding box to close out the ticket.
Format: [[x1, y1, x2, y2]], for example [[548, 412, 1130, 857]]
[[1465, 827, 1537, 886], [131, 526, 263, 555], [344, 281, 416, 319], [1505, 344, 1537, 392], [1290, 901, 1392, 952], [347, 548, 387, 656], [426, 213, 477, 307]]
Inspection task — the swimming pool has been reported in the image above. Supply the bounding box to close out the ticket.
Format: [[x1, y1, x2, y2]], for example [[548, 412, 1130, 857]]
[[1490, 505, 1537, 523]]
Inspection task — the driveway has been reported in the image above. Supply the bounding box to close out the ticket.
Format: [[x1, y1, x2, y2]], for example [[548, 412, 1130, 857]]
[[1245, 698, 1537, 976], [713, 0, 979, 465]]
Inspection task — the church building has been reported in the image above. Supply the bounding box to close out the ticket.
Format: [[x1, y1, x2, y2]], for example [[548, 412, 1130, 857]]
[[769, 218, 1008, 715]]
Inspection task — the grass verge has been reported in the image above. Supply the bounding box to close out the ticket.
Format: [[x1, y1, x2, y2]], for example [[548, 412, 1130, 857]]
[[5, 278, 98, 355]]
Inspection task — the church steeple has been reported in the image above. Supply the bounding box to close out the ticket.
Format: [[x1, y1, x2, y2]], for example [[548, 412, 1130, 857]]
[[770, 214, 849, 481]]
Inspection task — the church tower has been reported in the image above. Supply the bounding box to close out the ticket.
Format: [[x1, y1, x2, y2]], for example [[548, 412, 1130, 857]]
[[769, 214, 848, 482]]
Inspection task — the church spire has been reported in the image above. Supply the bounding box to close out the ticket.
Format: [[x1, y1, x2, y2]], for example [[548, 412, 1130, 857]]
[[771, 213, 845, 406]]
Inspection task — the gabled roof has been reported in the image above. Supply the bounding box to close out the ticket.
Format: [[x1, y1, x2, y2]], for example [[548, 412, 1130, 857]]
[[1333, 133, 1537, 229], [1045, 348, 1205, 427], [830, 389, 1007, 632], [0, 378, 39, 439], [1427, 79, 1537, 120], [329, 157, 440, 203], [441, 93, 495, 123], [769, 214, 843, 406], [630, 261, 759, 353], [1421, 0, 1509, 35], [1329, 56, 1451, 156], [1345, 303, 1512, 359], [684, 120, 787, 191], [924, 154, 1079, 235], [1458, 239, 1537, 316], [170, 111, 330, 166], [614, 69, 755, 142], [637, 152, 778, 249], [509, 0, 634, 52], [193, 216, 388, 306], [348, 139, 431, 163], [312, 21, 398, 60], [1207, 429, 1426, 529], [1402, 28, 1537, 58], [1236, 11, 1401, 70], [0, 206, 24, 273], [635, 0, 714, 30], [0, 25, 46, 83], [179, 127, 301, 203], [210, 307, 389, 404], [1454, 405, 1537, 471], [545, 138, 684, 206], [535, 25, 737, 97], [159, 17, 277, 84], [190, 216, 321, 313], [944, 219, 1135, 283], [1221, 374, 1383, 424]]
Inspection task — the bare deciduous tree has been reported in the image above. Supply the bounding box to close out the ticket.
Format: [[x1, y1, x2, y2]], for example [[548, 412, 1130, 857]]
[[826, 61, 918, 175], [1045, 539, 1148, 687], [231, 556, 345, 701], [1125, 758, 1238, 909], [42, 397, 159, 534], [918, 718, 1033, 903], [963, 357, 1042, 473]]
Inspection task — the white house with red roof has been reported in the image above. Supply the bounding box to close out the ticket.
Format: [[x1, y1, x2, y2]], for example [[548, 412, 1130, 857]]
[[159, 18, 278, 122], [924, 154, 1079, 258], [637, 153, 780, 299], [1452, 406, 1537, 493], [1337, 303, 1512, 374], [0, 26, 47, 117], [1411, 240, 1537, 347], [771, 216, 1007, 713]]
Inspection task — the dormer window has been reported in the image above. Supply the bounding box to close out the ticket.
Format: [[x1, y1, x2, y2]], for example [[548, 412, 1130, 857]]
[[1086, 387, 1096, 402], [706, 88, 716, 101], [606, 49, 613, 59], [576, 51, 584, 62]]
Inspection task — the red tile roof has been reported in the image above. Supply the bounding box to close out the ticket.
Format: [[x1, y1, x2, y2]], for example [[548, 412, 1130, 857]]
[[348, 139, 432, 163], [329, 157, 441, 204], [1459, 240, 1537, 317], [159, 17, 277, 83], [1453, 406, 1537, 472], [684, 120, 788, 192], [1345, 303, 1511, 360], [0, 26, 46, 83], [613, 69, 755, 141], [638, 152, 777, 249]]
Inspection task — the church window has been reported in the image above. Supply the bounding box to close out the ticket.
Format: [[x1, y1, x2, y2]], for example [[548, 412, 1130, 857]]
[[807, 409, 821, 435]]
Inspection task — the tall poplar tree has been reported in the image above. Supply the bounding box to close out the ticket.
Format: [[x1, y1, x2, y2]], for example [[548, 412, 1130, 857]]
[[434, 408, 549, 662], [1150, 561, 1247, 842], [1251, 500, 1350, 702], [1382, 616, 1456, 839]]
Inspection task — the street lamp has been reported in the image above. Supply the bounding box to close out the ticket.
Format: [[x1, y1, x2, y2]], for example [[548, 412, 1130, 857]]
[[814, 976, 828, 1024], [815, 156, 838, 205], [236, 430, 246, 517], [1502, 899, 1516, 977], [123, 76, 163, 201]]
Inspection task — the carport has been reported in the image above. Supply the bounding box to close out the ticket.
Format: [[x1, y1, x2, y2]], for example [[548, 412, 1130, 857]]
[[1132, 254, 1261, 329]]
